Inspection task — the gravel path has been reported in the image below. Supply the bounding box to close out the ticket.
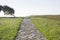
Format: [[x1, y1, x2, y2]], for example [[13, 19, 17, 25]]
[[15, 17, 46, 40]]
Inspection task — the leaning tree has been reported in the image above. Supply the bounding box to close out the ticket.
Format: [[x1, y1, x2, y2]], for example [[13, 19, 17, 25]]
[[2, 5, 15, 17], [0, 5, 3, 12]]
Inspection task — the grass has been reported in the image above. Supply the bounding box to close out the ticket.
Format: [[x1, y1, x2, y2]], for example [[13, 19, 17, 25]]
[[30, 16, 60, 40], [31, 15, 60, 20], [0, 17, 22, 40]]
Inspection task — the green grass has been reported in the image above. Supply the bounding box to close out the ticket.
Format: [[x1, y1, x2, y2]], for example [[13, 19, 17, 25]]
[[31, 15, 60, 20], [0, 17, 22, 40], [31, 16, 60, 40]]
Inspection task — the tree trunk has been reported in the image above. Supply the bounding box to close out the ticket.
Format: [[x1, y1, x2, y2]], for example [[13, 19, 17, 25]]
[[12, 15, 15, 18]]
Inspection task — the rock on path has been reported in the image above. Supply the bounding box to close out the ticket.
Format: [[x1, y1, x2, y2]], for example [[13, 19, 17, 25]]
[[15, 17, 46, 40]]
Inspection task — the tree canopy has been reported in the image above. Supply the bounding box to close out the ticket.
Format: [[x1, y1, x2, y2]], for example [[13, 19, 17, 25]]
[[0, 5, 3, 12], [0, 5, 15, 17], [2, 6, 15, 15]]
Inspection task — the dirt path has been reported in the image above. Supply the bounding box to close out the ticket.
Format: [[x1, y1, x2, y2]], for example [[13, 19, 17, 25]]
[[15, 17, 46, 40]]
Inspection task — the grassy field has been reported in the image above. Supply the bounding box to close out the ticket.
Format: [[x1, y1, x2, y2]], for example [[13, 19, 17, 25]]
[[30, 16, 60, 40], [31, 15, 60, 20], [0, 17, 22, 40]]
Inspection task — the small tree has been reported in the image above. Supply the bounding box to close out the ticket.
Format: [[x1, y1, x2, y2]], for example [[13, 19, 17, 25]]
[[0, 5, 3, 12], [2, 5, 15, 17]]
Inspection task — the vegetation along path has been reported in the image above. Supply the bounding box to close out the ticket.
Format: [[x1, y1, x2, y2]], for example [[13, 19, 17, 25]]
[[15, 17, 46, 40]]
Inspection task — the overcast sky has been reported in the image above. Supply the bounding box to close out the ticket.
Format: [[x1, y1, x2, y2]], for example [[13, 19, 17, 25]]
[[0, 0, 60, 17]]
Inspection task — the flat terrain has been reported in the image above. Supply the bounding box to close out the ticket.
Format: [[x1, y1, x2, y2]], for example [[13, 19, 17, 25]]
[[31, 15, 60, 40], [31, 15, 60, 20], [0, 15, 60, 40], [0, 17, 22, 40], [15, 17, 46, 40]]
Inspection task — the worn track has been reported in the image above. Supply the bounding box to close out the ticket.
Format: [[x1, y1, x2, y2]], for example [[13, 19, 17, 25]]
[[15, 17, 46, 40]]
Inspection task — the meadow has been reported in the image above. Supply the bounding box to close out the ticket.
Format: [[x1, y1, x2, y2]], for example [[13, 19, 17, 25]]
[[0, 17, 22, 40], [30, 15, 60, 40]]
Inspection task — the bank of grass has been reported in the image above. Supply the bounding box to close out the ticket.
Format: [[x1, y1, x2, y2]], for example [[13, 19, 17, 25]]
[[30, 16, 60, 40], [0, 17, 22, 40]]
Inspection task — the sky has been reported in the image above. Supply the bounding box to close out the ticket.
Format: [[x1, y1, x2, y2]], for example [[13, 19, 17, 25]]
[[0, 0, 60, 17]]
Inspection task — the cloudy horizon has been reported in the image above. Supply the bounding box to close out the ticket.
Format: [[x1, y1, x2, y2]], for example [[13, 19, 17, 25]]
[[0, 0, 60, 17]]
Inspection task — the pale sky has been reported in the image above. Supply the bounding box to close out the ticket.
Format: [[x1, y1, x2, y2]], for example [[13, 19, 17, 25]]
[[0, 0, 60, 17]]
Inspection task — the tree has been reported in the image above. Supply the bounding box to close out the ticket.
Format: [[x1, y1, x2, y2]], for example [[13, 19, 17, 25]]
[[2, 5, 15, 17], [0, 5, 3, 12]]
